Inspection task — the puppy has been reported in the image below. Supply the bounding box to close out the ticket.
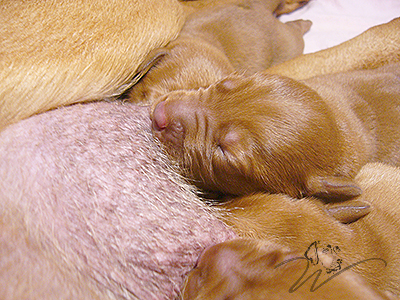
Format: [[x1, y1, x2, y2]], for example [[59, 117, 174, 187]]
[[266, 17, 400, 80], [128, 0, 311, 104], [151, 63, 400, 200], [183, 240, 393, 299], [0, 0, 187, 131], [183, 162, 400, 298], [181, 0, 309, 16]]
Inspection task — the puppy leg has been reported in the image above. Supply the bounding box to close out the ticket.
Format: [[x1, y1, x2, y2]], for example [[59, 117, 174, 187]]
[[265, 17, 400, 80]]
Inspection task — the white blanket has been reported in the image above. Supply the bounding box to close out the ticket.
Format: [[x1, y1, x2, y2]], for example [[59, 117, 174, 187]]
[[279, 0, 400, 54]]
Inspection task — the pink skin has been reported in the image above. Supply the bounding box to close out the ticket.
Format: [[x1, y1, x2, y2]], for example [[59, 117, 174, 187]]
[[0, 102, 237, 299]]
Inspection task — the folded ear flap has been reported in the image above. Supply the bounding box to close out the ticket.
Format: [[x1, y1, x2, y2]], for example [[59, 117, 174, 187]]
[[284, 19, 312, 35], [274, 0, 311, 16], [130, 48, 169, 86], [326, 200, 371, 224], [306, 175, 362, 202]]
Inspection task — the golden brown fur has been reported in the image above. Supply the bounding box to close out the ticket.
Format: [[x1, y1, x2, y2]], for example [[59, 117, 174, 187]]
[[0, 0, 188, 131], [183, 162, 400, 298], [183, 240, 393, 299], [128, 0, 311, 104], [2, 1, 397, 134], [181, 0, 308, 15], [151, 63, 400, 200], [265, 17, 400, 80]]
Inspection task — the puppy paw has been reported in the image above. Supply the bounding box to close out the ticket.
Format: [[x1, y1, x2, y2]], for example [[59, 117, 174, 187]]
[[326, 200, 371, 224], [306, 175, 363, 202]]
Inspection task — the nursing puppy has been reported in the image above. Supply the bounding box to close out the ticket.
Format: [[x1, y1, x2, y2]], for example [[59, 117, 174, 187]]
[[0, 0, 187, 131], [151, 63, 400, 200], [128, 0, 311, 104], [183, 162, 400, 298]]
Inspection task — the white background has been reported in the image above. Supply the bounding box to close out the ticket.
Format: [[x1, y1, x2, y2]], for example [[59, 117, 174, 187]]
[[279, 0, 400, 53]]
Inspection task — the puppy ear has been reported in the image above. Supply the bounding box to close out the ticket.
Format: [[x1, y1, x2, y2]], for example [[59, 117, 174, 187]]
[[326, 200, 371, 224], [284, 19, 312, 35], [130, 48, 169, 86], [274, 0, 311, 16], [306, 175, 362, 202]]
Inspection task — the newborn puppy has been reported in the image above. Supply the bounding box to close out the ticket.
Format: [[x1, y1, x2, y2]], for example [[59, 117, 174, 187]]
[[183, 162, 400, 298], [128, 0, 311, 104], [151, 63, 400, 200], [183, 240, 393, 300]]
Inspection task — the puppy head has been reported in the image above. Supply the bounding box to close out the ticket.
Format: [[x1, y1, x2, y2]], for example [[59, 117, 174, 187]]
[[183, 238, 388, 300], [182, 239, 299, 300], [151, 73, 356, 198], [129, 38, 235, 104]]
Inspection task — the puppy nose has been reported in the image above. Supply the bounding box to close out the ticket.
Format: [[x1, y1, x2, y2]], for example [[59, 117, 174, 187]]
[[152, 100, 168, 131], [151, 99, 186, 148]]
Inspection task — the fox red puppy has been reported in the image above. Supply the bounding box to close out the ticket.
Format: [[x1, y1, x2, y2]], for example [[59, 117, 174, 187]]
[[129, 0, 311, 104], [183, 162, 400, 298], [151, 63, 400, 200]]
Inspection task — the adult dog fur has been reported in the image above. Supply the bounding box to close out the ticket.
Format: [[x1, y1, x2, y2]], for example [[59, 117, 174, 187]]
[[183, 162, 400, 298], [0, 0, 187, 131], [2, 1, 398, 133], [151, 63, 400, 200], [128, 0, 311, 104], [266, 17, 400, 80]]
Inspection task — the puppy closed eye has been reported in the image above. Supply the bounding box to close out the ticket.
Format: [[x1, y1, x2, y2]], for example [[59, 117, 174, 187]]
[[214, 130, 256, 175], [216, 143, 227, 156], [215, 130, 242, 157]]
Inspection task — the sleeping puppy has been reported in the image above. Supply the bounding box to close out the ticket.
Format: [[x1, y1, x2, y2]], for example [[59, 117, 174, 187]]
[[128, 0, 311, 104], [0, 0, 309, 131], [181, 0, 310, 16], [151, 63, 400, 200], [183, 162, 400, 298], [183, 240, 393, 299]]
